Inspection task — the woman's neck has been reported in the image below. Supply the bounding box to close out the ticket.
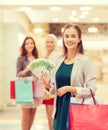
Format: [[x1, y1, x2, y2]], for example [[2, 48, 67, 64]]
[[27, 53, 35, 61], [65, 49, 77, 63], [27, 52, 32, 57], [46, 50, 53, 58]]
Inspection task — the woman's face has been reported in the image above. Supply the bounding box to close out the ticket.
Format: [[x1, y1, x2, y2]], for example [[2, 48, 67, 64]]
[[63, 27, 81, 50], [46, 37, 55, 52], [24, 38, 35, 53]]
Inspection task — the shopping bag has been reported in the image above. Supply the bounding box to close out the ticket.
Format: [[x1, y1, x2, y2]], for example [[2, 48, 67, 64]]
[[10, 80, 34, 99], [15, 80, 33, 104], [69, 89, 108, 130], [10, 81, 16, 99], [33, 80, 45, 98], [69, 105, 108, 130]]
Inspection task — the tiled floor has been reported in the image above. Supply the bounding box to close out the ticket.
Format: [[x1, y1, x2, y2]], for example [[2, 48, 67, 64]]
[[0, 104, 48, 130], [0, 82, 108, 130]]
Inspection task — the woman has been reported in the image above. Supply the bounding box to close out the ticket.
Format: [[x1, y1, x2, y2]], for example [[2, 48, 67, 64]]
[[41, 24, 97, 130], [16, 36, 41, 130], [42, 34, 61, 130]]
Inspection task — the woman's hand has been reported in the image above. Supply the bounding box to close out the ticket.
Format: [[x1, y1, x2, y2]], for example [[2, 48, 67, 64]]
[[57, 86, 77, 97], [17, 67, 29, 77], [57, 86, 68, 97], [17, 70, 26, 77], [39, 73, 50, 89]]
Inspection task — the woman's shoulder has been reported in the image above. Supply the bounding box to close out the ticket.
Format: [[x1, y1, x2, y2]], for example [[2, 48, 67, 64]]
[[54, 55, 66, 64], [77, 54, 93, 66], [77, 53, 91, 61], [17, 56, 26, 62]]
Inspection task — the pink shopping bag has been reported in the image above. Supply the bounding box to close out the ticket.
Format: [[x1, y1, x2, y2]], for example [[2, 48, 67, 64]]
[[69, 104, 108, 130], [33, 80, 45, 98], [69, 90, 108, 130]]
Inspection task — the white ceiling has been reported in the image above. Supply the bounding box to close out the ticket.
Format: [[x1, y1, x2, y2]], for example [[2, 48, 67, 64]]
[[25, 6, 108, 23], [0, 0, 108, 24]]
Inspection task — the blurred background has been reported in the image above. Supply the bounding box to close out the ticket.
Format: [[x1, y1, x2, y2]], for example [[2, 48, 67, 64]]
[[0, 0, 108, 129]]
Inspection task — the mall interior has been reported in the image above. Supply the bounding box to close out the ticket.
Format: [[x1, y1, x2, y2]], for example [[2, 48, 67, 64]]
[[0, 0, 108, 130]]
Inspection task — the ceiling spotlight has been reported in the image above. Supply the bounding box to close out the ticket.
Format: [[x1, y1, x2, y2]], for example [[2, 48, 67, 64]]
[[34, 28, 43, 33], [88, 27, 98, 33], [80, 6, 92, 11], [49, 6, 62, 11]]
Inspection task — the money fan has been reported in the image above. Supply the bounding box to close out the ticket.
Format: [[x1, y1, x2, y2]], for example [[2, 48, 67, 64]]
[[28, 58, 54, 78]]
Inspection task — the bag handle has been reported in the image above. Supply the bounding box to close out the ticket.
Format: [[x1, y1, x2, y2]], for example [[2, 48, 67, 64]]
[[90, 89, 97, 104], [82, 89, 97, 105], [17, 76, 34, 81]]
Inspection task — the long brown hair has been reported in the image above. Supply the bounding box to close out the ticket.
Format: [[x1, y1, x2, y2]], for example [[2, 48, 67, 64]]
[[20, 36, 38, 58], [62, 23, 84, 55]]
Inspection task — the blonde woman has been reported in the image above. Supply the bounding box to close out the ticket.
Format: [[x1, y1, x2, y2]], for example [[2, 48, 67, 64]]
[[42, 34, 61, 130]]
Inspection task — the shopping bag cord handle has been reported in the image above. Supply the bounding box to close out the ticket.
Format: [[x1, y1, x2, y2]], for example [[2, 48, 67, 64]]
[[82, 89, 97, 105]]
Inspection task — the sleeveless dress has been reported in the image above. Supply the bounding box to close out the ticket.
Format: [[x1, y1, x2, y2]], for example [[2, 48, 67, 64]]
[[53, 62, 74, 130]]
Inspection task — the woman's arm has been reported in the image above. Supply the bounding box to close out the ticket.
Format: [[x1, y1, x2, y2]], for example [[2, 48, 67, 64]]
[[74, 57, 97, 98], [57, 86, 77, 97], [17, 67, 29, 77], [16, 57, 30, 77]]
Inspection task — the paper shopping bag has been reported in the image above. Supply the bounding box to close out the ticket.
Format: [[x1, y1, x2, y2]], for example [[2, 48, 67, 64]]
[[69, 104, 108, 130], [10, 81, 16, 99], [69, 89, 108, 130], [15, 80, 33, 104], [10, 80, 34, 99], [33, 80, 45, 98]]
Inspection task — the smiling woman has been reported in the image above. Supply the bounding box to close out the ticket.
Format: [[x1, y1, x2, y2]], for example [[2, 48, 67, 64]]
[[40, 23, 97, 130], [0, 2, 108, 130], [16, 36, 42, 130]]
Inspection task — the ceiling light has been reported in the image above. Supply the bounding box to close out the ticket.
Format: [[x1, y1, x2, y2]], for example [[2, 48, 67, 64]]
[[80, 6, 92, 11], [88, 27, 98, 33], [49, 6, 62, 11], [34, 28, 43, 33]]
